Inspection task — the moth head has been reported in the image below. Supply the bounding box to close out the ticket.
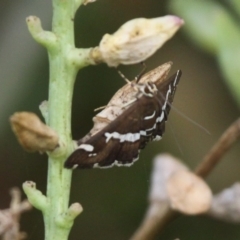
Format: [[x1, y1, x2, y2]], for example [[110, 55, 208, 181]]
[[137, 82, 158, 98]]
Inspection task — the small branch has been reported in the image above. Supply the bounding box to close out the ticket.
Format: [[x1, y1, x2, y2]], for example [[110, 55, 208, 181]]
[[26, 16, 57, 49], [130, 155, 187, 240], [130, 203, 176, 240], [131, 118, 240, 240], [68, 48, 97, 69], [195, 118, 240, 178], [22, 181, 48, 212], [57, 203, 83, 229]]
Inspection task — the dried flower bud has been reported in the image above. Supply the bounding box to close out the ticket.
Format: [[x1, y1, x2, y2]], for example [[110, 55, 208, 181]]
[[149, 154, 212, 215], [149, 154, 188, 202], [208, 183, 240, 223], [98, 16, 184, 66], [10, 112, 59, 152], [167, 170, 212, 215]]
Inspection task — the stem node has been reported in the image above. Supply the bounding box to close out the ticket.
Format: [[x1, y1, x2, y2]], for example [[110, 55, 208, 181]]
[[23, 181, 48, 212], [26, 16, 57, 49]]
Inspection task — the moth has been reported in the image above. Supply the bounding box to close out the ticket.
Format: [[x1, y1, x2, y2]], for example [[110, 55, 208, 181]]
[[65, 63, 182, 169]]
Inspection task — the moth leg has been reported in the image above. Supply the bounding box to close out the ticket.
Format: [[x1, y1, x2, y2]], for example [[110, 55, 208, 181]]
[[94, 105, 108, 112], [135, 62, 147, 83], [117, 70, 132, 84], [120, 98, 137, 109], [118, 62, 147, 84], [94, 98, 138, 112]]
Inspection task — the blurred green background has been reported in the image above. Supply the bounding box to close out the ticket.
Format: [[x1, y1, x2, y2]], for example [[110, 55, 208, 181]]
[[0, 0, 240, 239]]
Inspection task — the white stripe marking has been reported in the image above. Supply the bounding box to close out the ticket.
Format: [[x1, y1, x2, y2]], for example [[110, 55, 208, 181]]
[[105, 111, 166, 143], [156, 111, 165, 123], [105, 132, 141, 143], [153, 135, 162, 141], [93, 154, 140, 168], [140, 130, 147, 136], [145, 111, 165, 132], [88, 153, 97, 157], [162, 85, 171, 110], [145, 123, 156, 132], [139, 85, 153, 97], [173, 71, 180, 86], [72, 164, 78, 169], [144, 111, 156, 120], [93, 163, 99, 168], [78, 144, 94, 152]]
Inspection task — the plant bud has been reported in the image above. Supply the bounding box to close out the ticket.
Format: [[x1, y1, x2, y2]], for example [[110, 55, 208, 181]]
[[99, 16, 184, 66], [10, 112, 59, 152], [167, 170, 212, 214]]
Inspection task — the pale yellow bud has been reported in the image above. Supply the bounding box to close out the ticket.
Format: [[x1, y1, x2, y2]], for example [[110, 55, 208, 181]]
[[99, 16, 184, 67], [167, 170, 212, 215], [10, 112, 59, 152], [149, 154, 212, 215]]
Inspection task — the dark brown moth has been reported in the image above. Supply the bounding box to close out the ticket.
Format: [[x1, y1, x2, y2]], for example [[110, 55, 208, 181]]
[[65, 64, 182, 169]]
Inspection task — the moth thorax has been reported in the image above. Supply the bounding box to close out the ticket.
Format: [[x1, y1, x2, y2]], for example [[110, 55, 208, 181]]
[[139, 82, 157, 97]]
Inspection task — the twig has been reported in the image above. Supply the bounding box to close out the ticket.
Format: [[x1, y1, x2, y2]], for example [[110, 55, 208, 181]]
[[195, 118, 240, 177], [131, 118, 240, 240], [130, 203, 177, 240], [130, 155, 181, 240]]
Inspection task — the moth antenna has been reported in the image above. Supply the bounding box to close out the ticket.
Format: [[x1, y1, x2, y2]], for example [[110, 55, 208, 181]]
[[168, 119, 184, 156], [157, 82, 210, 135], [135, 62, 147, 83], [117, 70, 131, 84], [95, 69, 137, 112], [120, 98, 137, 109], [168, 101, 211, 135], [117, 62, 147, 84]]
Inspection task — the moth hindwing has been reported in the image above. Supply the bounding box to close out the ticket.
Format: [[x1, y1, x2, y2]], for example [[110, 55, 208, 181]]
[[65, 65, 182, 169]]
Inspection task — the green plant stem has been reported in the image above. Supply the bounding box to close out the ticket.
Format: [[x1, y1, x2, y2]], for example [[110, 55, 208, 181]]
[[44, 1, 77, 239], [24, 0, 91, 238], [45, 16, 72, 240], [38, 0, 86, 239]]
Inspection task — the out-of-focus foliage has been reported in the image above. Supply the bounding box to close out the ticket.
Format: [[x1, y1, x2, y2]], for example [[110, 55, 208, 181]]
[[169, 0, 240, 106]]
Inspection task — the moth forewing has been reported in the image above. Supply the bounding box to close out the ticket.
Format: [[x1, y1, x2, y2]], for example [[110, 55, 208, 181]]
[[80, 62, 173, 142], [65, 68, 182, 169], [65, 93, 158, 169]]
